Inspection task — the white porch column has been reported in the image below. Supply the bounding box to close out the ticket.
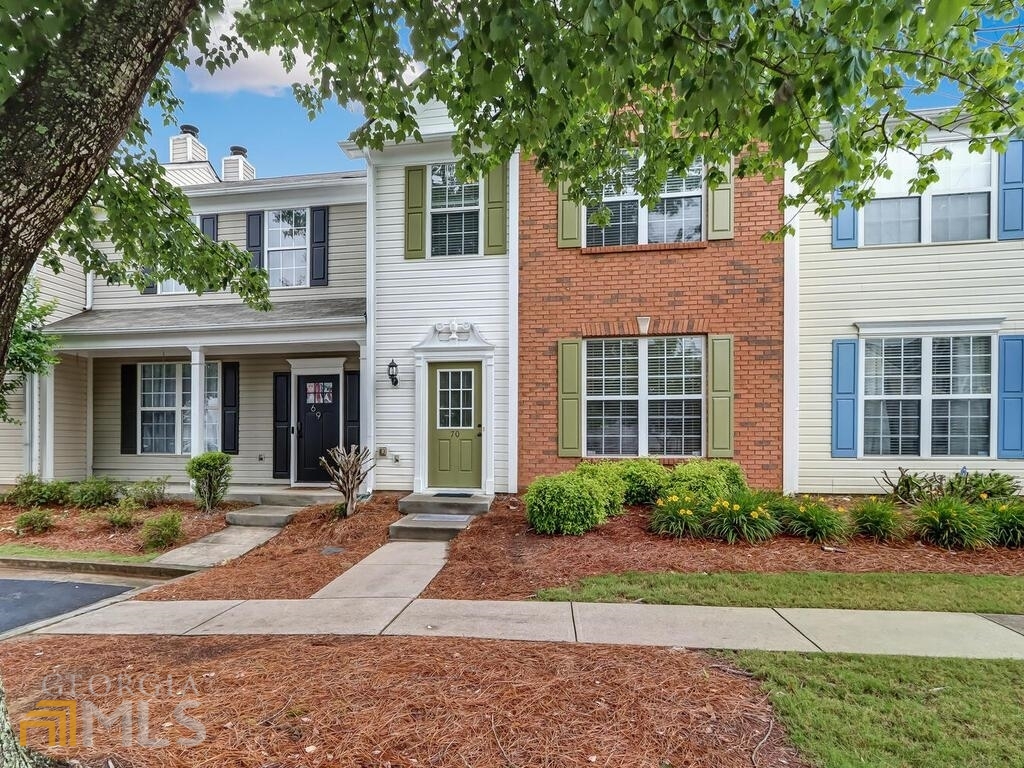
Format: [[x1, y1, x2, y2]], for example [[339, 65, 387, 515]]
[[40, 370, 55, 480], [189, 345, 205, 457], [358, 342, 374, 492], [85, 356, 94, 477]]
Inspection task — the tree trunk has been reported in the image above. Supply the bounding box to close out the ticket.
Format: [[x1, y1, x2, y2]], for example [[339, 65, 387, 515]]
[[0, 675, 69, 768], [0, 0, 200, 381]]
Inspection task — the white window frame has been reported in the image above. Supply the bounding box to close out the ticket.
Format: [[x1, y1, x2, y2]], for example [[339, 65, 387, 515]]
[[137, 361, 221, 455], [265, 207, 311, 289], [857, 334, 997, 459], [427, 162, 483, 258], [858, 142, 998, 247], [584, 156, 705, 248], [583, 335, 706, 459]]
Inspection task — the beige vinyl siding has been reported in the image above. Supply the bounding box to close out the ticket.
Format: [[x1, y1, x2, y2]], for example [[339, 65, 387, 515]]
[[798, 160, 1024, 493], [90, 204, 366, 310], [36, 256, 86, 320], [53, 354, 88, 480], [91, 353, 358, 484], [0, 382, 28, 485], [373, 161, 512, 492]]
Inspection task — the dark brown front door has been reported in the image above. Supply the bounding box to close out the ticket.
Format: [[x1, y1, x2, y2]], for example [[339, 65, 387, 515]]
[[296, 374, 340, 483]]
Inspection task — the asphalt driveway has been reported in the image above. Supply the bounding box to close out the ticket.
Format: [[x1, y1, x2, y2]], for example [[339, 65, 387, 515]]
[[0, 577, 133, 633]]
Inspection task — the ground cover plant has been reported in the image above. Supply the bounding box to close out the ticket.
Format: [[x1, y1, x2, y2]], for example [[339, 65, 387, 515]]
[[849, 496, 905, 542], [912, 496, 993, 550]]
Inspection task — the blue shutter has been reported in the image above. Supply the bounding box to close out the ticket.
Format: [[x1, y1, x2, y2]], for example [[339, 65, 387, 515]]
[[832, 192, 858, 249], [999, 336, 1024, 458], [832, 339, 858, 457], [999, 140, 1024, 240]]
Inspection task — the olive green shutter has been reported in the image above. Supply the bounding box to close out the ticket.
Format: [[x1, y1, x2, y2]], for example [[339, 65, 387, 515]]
[[707, 160, 734, 240], [707, 334, 734, 457], [484, 163, 508, 255], [557, 181, 582, 248], [557, 339, 583, 457], [404, 165, 427, 259]]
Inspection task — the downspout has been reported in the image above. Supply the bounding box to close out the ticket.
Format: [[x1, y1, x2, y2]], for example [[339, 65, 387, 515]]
[[85, 271, 94, 310]]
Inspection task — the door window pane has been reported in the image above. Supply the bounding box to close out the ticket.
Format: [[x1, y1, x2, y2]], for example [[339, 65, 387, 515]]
[[437, 369, 474, 429]]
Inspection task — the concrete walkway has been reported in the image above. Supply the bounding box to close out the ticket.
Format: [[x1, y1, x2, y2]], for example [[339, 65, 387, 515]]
[[150, 513, 289, 568], [27, 539, 1024, 659]]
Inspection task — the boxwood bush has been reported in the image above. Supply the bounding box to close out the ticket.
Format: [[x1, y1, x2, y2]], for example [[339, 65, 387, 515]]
[[524, 472, 608, 535], [574, 461, 627, 517], [666, 459, 747, 504], [614, 458, 670, 506], [912, 497, 992, 550]]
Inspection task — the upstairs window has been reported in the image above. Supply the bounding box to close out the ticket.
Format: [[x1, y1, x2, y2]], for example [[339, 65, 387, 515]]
[[266, 208, 309, 288], [430, 163, 480, 257], [586, 157, 704, 247]]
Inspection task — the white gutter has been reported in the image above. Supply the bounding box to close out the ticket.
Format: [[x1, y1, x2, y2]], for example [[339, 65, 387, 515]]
[[184, 174, 365, 198], [506, 151, 520, 493], [50, 314, 365, 337], [782, 163, 800, 494]]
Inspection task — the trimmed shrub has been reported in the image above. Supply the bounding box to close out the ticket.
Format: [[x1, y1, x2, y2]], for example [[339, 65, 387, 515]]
[[615, 459, 670, 506], [667, 459, 747, 504], [945, 470, 1020, 503], [106, 504, 138, 530], [524, 472, 608, 535], [124, 476, 170, 508], [778, 497, 849, 543], [912, 497, 992, 550], [141, 511, 183, 550], [702, 489, 780, 544], [15, 508, 55, 535], [575, 461, 628, 517], [69, 476, 123, 508], [185, 452, 232, 513], [5, 474, 71, 507], [850, 497, 904, 542], [650, 491, 705, 538], [978, 498, 1024, 548]]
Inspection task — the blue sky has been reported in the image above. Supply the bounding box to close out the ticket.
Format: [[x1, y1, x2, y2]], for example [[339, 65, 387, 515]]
[[144, 68, 366, 178]]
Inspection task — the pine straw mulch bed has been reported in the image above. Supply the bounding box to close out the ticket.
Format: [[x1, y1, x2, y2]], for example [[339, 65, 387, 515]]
[[2, 634, 805, 768], [0, 502, 244, 557], [423, 496, 1024, 601], [135, 493, 403, 601]]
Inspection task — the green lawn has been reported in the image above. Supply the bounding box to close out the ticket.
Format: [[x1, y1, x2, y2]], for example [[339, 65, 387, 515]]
[[0, 543, 156, 563], [535, 570, 1024, 613], [732, 652, 1024, 768]]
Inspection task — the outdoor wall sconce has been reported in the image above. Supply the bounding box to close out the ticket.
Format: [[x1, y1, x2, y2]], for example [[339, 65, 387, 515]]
[[387, 359, 399, 387]]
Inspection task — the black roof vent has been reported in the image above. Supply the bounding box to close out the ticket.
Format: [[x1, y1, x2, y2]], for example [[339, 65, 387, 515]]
[[230, 145, 248, 157], [180, 124, 199, 138]]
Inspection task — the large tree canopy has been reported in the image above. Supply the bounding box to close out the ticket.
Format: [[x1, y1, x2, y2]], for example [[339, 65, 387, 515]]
[[0, 0, 1022, 384]]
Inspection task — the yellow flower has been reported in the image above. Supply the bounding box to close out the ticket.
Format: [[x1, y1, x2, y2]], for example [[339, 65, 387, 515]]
[[980, 493, 989, 500], [751, 510, 760, 519], [1000, 505, 1009, 512], [685, 495, 694, 503], [869, 495, 877, 501], [818, 497, 826, 503], [669, 495, 679, 502], [798, 505, 805, 513], [837, 506, 846, 513], [732, 503, 740, 511], [656, 499, 665, 507]]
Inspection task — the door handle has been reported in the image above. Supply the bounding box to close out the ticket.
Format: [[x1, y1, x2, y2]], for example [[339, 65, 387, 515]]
[[296, 422, 302, 439]]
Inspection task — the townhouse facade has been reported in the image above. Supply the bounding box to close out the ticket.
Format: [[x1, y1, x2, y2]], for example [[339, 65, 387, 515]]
[[795, 132, 1024, 493]]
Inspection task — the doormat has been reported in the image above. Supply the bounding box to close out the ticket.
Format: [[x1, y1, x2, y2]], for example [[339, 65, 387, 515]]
[[434, 492, 473, 498]]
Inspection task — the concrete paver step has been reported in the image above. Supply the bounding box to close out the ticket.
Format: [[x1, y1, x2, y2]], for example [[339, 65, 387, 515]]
[[389, 513, 473, 541], [398, 493, 493, 516], [225, 505, 300, 528]]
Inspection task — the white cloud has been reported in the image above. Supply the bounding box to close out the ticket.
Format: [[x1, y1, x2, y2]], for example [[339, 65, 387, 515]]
[[185, 50, 314, 96]]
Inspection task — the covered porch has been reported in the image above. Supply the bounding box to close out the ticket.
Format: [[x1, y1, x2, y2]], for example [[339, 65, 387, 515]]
[[39, 298, 370, 489]]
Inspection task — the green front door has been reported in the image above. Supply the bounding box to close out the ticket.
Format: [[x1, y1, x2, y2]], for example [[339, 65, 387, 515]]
[[428, 362, 483, 489]]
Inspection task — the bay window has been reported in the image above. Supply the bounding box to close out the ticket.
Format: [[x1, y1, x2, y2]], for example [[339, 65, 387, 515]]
[[139, 362, 221, 455], [430, 163, 480, 257], [586, 157, 704, 247], [862, 335, 993, 457], [585, 336, 704, 457]]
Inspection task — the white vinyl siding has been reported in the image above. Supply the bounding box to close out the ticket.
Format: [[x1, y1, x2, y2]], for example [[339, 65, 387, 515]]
[[90, 205, 365, 309], [584, 336, 704, 458], [373, 159, 512, 492], [0, 381, 27, 485], [798, 136, 1024, 494], [586, 156, 704, 247]]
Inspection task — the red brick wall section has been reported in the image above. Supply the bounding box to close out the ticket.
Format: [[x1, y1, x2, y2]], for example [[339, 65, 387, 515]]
[[518, 160, 785, 490]]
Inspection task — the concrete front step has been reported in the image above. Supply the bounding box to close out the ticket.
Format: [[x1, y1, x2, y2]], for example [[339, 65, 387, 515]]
[[398, 492, 493, 516], [389, 513, 474, 542], [225, 506, 300, 528]]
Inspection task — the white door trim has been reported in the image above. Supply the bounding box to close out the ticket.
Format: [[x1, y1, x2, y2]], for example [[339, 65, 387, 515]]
[[288, 357, 346, 487]]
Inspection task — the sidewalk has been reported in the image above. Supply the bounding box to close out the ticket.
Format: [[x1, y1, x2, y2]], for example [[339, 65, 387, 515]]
[[30, 539, 1024, 659]]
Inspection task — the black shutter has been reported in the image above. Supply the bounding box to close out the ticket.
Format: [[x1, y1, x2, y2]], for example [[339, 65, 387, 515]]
[[200, 214, 218, 241], [141, 269, 156, 295], [310, 206, 329, 286], [246, 211, 264, 269], [272, 372, 290, 479], [343, 370, 360, 449], [221, 362, 240, 455], [120, 364, 137, 454]]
